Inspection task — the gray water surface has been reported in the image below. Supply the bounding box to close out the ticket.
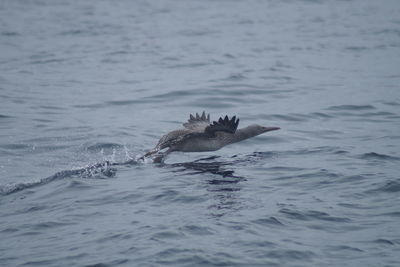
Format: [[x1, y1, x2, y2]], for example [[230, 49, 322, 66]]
[[1, 0, 400, 266]]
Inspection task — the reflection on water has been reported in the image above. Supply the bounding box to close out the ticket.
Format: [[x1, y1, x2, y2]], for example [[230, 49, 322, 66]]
[[170, 156, 245, 179], [165, 155, 250, 217]]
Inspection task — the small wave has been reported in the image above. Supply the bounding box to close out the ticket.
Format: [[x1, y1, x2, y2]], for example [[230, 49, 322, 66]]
[[252, 216, 284, 226], [0, 114, 12, 118], [359, 111, 396, 117], [329, 245, 363, 252], [261, 114, 308, 122], [106, 50, 134, 56], [180, 225, 214, 236], [168, 62, 211, 69], [152, 249, 239, 266], [263, 166, 306, 172], [83, 259, 130, 266], [381, 101, 400, 106], [223, 73, 248, 81], [333, 150, 349, 154], [59, 29, 87, 36], [279, 208, 351, 223], [375, 28, 400, 36], [294, 129, 343, 140], [73, 103, 105, 109], [373, 239, 396, 245], [33, 221, 74, 230], [67, 180, 93, 190], [1, 31, 19, 36], [326, 104, 375, 111], [368, 180, 400, 193], [286, 146, 344, 156], [380, 211, 400, 217], [359, 152, 400, 161], [265, 249, 315, 261], [309, 112, 332, 118], [0, 143, 31, 150], [344, 46, 369, 51], [29, 58, 66, 65], [178, 29, 219, 37], [38, 105, 65, 111]]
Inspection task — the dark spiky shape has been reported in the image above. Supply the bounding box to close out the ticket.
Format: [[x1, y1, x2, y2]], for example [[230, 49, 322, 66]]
[[183, 111, 210, 130], [205, 115, 239, 135], [188, 111, 210, 123]]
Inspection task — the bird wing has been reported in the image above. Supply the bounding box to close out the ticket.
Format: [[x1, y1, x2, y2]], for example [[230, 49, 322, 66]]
[[205, 115, 240, 135], [183, 111, 211, 132], [156, 113, 239, 150]]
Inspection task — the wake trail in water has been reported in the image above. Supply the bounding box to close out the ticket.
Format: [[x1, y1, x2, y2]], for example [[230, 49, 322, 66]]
[[0, 160, 138, 196]]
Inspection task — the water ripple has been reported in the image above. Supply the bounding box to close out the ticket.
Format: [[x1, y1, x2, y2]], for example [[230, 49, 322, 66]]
[[367, 180, 400, 193], [252, 217, 285, 226], [0, 161, 120, 195], [358, 152, 400, 161], [326, 104, 376, 111], [279, 209, 351, 223]]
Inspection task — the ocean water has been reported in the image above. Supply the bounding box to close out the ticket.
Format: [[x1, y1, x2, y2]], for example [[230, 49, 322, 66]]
[[1, 0, 400, 266]]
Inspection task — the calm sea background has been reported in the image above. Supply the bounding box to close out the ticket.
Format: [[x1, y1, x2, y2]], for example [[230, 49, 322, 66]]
[[1, 0, 400, 266]]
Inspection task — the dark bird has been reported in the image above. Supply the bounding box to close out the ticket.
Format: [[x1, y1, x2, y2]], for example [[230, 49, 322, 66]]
[[142, 111, 280, 162]]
